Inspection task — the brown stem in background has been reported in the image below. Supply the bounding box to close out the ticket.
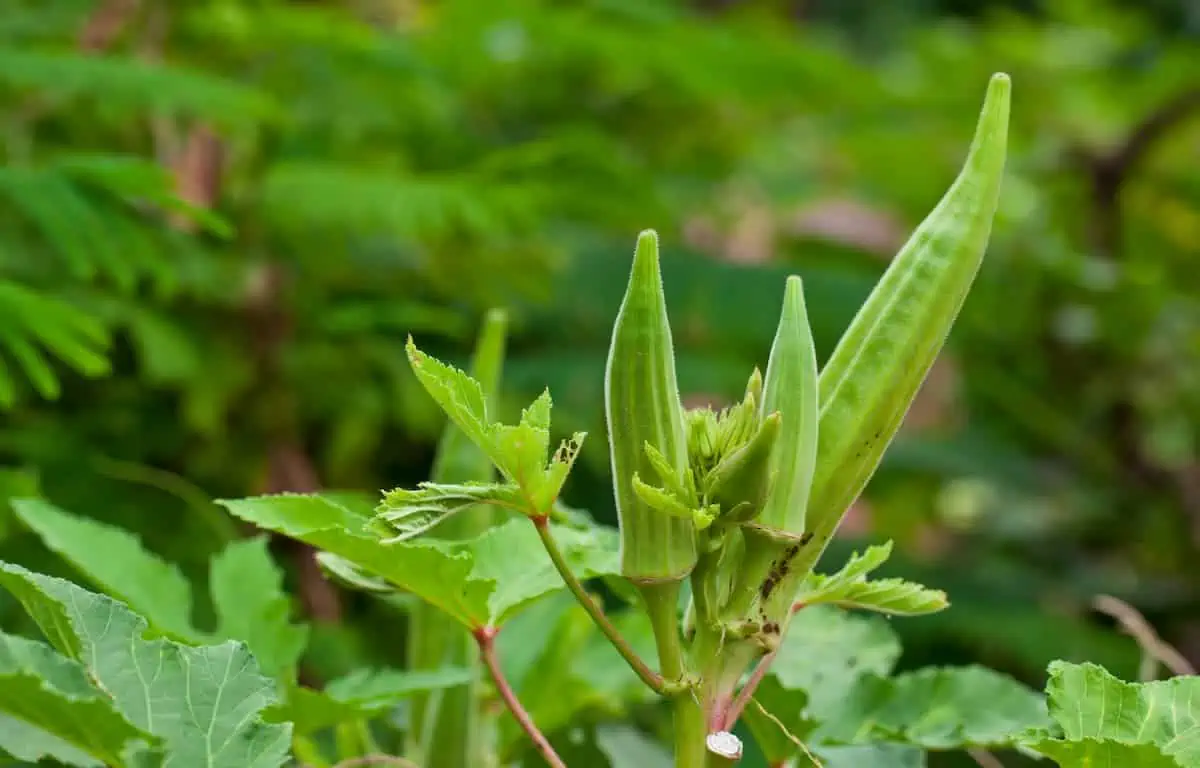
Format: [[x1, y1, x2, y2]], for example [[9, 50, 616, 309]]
[[474, 627, 567, 768], [78, 0, 142, 51], [1093, 594, 1196, 678], [968, 748, 1005, 768]]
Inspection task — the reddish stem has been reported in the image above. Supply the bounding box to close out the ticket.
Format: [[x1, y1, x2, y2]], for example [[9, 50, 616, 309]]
[[473, 627, 567, 768], [721, 648, 778, 730]]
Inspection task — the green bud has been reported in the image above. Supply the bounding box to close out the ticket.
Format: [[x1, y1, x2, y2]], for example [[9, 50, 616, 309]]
[[605, 229, 697, 582], [754, 276, 819, 536], [705, 411, 782, 523]]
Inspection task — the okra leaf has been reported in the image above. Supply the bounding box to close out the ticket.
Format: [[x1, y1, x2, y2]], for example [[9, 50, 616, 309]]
[[266, 667, 474, 735], [0, 632, 156, 765], [814, 665, 1051, 749], [10, 498, 198, 641], [373, 481, 527, 541], [1020, 662, 1200, 767], [0, 561, 291, 768], [795, 542, 948, 616], [809, 744, 926, 767], [315, 551, 394, 593], [406, 338, 585, 516], [210, 535, 309, 681], [595, 724, 673, 768], [0, 713, 108, 767], [219, 494, 618, 628]]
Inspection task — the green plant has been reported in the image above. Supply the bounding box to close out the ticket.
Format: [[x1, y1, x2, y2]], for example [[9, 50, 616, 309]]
[[2, 65, 1197, 768]]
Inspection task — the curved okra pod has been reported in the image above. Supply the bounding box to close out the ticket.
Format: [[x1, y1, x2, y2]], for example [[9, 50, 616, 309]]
[[605, 229, 697, 583], [779, 73, 1011, 599]]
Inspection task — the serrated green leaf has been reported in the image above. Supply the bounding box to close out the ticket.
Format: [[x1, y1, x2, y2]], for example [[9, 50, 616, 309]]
[[219, 493, 488, 627], [373, 481, 527, 542], [0, 632, 156, 765], [795, 542, 948, 616], [816, 665, 1050, 749], [11, 498, 198, 641], [266, 667, 474, 735], [404, 339, 585, 516], [219, 494, 618, 628], [210, 536, 309, 681], [0, 562, 290, 768], [1022, 662, 1200, 767]]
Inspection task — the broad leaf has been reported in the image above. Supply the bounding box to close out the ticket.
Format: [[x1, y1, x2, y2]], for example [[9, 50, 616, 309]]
[[210, 535, 309, 681], [815, 665, 1050, 749], [219, 493, 619, 628], [0, 632, 155, 765], [267, 667, 474, 735], [11, 498, 197, 640], [1022, 662, 1200, 767], [0, 713, 104, 767], [795, 542, 948, 616], [0, 561, 291, 768], [811, 744, 927, 767], [745, 606, 899, 762], [315, 551, 394, 593]]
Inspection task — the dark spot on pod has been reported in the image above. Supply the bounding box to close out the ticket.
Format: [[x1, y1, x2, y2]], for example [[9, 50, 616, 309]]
[[763, 621, 780, 635], [799, 531, 814, 545]]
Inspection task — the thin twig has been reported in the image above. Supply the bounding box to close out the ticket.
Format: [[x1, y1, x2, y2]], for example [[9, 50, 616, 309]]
[[748, 697, 822, 767], [1093, 594, 1195, 678], [722, 648, 777, 730], [968, 747, 1005, 768], [474, 627, 567, 768], [531, 517, 666, 693]]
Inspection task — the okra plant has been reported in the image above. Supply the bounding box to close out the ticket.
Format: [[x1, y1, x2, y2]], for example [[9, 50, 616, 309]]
[[2, 72, 1197, 768]]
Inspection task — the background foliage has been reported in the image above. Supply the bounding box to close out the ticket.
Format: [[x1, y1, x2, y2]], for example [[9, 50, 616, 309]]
[[1, 0, 1197, 766]]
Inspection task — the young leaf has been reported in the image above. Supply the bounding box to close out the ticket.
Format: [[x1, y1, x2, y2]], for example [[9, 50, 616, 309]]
[[210, 535, 309, 681], [0, 632, 156, 765], [405, 338, 586, 515], [1022, 661, 1200, 767], [373, 481, 527, 542], [11, 498, 198, 640], [795, 542, 948, 616], [0, 561, 291, 768], [219, 494, 619, 628], [266, 667, 474, 735]]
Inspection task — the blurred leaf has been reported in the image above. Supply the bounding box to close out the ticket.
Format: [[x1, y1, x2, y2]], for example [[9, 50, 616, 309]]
[[11, 498, 197, 640], [210, 536, 309, 681]]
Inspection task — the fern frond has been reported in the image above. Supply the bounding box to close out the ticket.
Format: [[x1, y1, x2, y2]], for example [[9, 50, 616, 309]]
[[0, 48, 278, 121]]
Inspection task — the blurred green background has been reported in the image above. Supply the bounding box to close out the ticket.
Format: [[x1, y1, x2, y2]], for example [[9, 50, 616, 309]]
[[0, 0, 1197, 764]]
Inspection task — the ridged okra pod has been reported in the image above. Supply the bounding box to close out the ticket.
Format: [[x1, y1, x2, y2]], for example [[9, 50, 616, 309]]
[[785, 73, 1011, 592], [605, 230, 697, 582], [407, 309, 507, 768]]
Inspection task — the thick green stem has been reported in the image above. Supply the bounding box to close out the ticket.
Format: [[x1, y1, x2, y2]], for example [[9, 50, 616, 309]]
[[673, 693, 709, 768], [640, 581, 685, 681], [533, 518, 666, 693]]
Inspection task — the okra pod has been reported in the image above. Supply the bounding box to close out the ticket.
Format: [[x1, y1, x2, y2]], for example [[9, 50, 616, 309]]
[[787, 73, 1011, 593], [605, 229, 697, 582]]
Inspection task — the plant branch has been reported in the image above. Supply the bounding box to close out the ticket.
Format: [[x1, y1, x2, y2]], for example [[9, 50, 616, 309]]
[[473, 627, 566, 768], [722, 647, 777, 730], [1093, 594, 1195, 678], [531, 517, 667, 693]]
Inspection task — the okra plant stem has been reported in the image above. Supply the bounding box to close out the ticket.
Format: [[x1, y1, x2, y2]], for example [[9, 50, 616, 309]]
[[473, 627, 567, 768], [531, 517, 667, 693], [721, 647, 777, 730]]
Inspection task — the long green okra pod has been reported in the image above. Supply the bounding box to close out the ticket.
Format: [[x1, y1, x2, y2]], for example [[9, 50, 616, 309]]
[[768, 73, 1011, 616], [406, 310, 508, 768]]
